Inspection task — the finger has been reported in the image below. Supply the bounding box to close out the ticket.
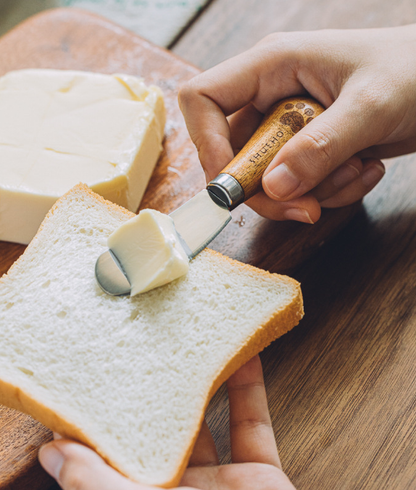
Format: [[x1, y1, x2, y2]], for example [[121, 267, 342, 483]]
[[262, 85, 390, 202], [187, 420, 219, 467], [178, 44, 304, 182], [179, 43, 303, 124], [247, 191, 321, 223], [39, 440, 150, 490], [228, 103, 264, 155], [227, 355, 281, 468], [358, 136, 416, 160], [320, 159, 385, 208], [181, 101, 264, 184], [311, 156, 363, 202], [179, 85, 233, 182], [181, 463, 296, 490]]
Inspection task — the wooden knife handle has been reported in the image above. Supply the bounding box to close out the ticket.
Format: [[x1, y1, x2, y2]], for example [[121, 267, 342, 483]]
[[208, 97, 324, 207]]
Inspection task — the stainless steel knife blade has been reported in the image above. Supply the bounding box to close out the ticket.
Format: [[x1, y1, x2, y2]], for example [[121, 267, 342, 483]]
[[170, 189, 231, 259]]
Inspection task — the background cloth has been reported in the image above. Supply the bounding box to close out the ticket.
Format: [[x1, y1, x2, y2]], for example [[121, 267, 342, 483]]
[[0, 0, 209, 46]]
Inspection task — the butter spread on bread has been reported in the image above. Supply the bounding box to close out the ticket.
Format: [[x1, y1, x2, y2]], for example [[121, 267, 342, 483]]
[[0, 69, 165, 245], [0, 184, 303, 487], [108, 209, 189, 296]]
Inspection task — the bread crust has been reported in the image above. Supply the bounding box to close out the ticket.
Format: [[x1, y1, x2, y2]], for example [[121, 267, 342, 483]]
[[0, 184, 304, 488]]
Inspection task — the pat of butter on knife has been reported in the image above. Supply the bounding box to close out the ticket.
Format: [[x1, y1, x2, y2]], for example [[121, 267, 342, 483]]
[[108, 210, 189, 296], [0, 69, 165, 245]]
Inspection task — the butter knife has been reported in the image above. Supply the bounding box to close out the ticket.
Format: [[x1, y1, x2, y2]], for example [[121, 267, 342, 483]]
[[95, 96, 324, 295]]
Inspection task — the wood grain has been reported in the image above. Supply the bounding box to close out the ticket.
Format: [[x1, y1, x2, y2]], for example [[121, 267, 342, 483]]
[[219, 97, 324, 201], [0, 4, 415, 490], [172, 0, 416, 70], [262, 154, 416, 490], [0, 408, 54, 489], [206, 155, 416, 490], [173, 2, 416, 489]]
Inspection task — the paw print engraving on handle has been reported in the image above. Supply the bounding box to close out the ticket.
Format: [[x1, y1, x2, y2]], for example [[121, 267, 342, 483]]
[[279, 111, 304, 133], [280, 103, 316, 133]]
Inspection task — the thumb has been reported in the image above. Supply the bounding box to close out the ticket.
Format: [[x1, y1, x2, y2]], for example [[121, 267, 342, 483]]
[[39, 440, 151, 490], [262, 90, 385, 201]]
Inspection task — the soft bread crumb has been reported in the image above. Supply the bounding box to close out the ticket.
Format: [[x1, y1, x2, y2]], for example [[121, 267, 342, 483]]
[[0, 184, 303, 487]]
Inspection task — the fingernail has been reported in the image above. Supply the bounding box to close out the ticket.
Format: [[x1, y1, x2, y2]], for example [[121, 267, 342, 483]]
[[39, 445, 64, 481], [283, 208, 314, 224], [362, 164, 385, 187], [263, 163, 300, 199], [332, 163, 360, 188]]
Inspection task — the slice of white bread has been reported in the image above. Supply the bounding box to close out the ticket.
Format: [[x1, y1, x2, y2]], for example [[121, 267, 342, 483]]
[[0, 184, 303, 487]]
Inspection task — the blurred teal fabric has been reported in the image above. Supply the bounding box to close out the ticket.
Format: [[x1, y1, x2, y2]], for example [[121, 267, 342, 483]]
[[0, 0, 209, 46]]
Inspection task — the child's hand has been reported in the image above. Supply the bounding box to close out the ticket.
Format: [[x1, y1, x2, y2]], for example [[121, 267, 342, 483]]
[[178, 25, 416, 223], [38, 356, 296, 490]]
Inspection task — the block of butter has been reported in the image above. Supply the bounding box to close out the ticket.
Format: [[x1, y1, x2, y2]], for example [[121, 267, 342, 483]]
[[0, 69, 165, 244], [108, 209, 189, 296]]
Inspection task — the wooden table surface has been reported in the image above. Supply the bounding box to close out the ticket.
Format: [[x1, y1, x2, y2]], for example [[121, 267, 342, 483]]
[[177, 3, 416, 490], [0, 1, 416, 489]]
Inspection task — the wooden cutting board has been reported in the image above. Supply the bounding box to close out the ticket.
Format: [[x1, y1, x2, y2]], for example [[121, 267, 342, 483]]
[[0, 8, 360, 489]]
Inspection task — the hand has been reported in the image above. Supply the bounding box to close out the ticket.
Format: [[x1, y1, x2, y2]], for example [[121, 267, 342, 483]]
[[178, 24, 416, 223], [38, 355, 296, 490]]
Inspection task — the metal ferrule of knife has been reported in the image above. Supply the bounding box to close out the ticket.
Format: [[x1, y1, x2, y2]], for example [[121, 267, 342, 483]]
[[207, 174, 244, 210]]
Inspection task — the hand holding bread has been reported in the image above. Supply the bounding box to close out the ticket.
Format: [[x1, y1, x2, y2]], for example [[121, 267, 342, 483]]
[[39, 356, 296, 490], [0, 184, 302, 486]]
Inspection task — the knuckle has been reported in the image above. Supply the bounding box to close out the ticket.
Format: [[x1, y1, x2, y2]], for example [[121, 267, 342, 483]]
[[228, 380, 264, 392], [255, 32, 281, 47], [177, 80, 196, 110], [230, 416, 272, 431], [177, 76, 206, 110], [360, 85, 389, 114], [348, 81, 397, 141], [254, 31, 307, 58], [353, 81, 392, 120], [299, 126, 336, 175], [255, 31, 297, 48]]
